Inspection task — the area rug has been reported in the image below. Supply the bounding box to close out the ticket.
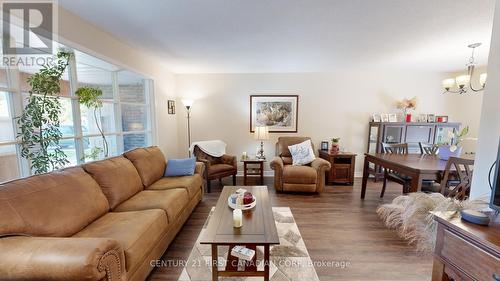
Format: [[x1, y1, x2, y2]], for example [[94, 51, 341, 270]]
[[178, 207, 319, 281]]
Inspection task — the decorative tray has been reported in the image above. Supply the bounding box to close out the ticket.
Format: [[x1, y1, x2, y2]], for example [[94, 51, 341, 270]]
[[227, 194, 257, 210]]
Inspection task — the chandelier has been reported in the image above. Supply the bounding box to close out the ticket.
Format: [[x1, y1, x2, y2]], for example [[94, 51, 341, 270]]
[[442, 43, 487, 94]]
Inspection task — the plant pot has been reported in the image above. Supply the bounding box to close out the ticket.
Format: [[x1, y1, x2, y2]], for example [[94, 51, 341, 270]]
[[330, 143, 339, 154], [438, 145, 463, 161]]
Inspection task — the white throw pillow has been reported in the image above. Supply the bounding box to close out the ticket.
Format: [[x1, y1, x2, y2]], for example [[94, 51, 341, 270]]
[[288, 139, 316, 166]]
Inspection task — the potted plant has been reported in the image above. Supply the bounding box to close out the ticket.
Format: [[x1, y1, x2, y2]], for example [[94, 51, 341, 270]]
[[17, 51, 72, 174], [75, 86, 108, 159], [396, 97, 417, 122], [330, 137, 340, 154], [438, 126, 469, 160]]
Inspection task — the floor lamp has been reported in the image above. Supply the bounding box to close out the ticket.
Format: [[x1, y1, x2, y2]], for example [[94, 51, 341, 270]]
[[182, 99, 194, 157]]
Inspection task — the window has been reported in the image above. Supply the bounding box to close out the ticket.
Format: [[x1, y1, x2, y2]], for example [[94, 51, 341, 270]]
[[0, 46, 155, 182]]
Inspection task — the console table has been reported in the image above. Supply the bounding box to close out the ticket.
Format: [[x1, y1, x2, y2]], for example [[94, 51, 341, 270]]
[[318, 150, 356, 185], [432, 212, 499, 281]]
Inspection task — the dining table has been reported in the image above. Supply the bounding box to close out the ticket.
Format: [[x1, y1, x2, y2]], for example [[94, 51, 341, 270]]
[[361, 153, 453, 199]]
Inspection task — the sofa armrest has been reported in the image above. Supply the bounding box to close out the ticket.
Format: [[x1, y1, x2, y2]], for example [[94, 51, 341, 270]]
[[0, 236, 125, 281], [221, 154, 237, 168], [270, 157, 284, 191], [311, 158, 331, 172], [311, 158, 331, 193], [194, 161, 205, 176]]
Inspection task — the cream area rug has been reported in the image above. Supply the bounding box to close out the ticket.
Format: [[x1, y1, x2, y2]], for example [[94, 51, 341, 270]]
[[178, 207, 319, 281]]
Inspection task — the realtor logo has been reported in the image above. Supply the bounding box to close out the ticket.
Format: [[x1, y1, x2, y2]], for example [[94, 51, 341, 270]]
[[2, 2, 53, 55]]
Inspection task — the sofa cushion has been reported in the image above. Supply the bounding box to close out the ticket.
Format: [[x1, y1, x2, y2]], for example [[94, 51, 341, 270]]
[[209, 164, 235, 175], [283, 165, 317, 184], [147, 175, 202, 198], [124, 146, 166, 187], [73, 209, 167, 273], [114, 189, 189, 223], [83, 156, 143, 209], [0, 167, 109, 237]]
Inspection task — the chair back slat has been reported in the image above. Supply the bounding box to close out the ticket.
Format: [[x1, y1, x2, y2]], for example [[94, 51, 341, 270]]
[[439, 157, 474, 200], [382, 143, 408, 155], [419, 142, 439, 155]]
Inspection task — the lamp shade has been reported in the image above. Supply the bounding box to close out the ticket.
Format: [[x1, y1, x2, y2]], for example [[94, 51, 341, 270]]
[[480, 73, 487, 87], [442, 78, 455, 89], [182, 99, 194, 108], [455, 75, 470, 88], [254, 126, 269, 140]]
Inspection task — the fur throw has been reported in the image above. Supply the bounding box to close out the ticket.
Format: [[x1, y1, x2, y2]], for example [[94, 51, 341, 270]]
[[377, 192, 489, 252]]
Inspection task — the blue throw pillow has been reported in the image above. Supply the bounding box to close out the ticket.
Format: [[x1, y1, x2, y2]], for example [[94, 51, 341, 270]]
[[164, 157, 196, 177]]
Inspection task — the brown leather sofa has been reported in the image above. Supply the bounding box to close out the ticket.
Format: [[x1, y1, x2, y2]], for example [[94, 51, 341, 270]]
[[193, 145, 237, 192], [270, 137, 331, 193], [0, 146, 204, 281]]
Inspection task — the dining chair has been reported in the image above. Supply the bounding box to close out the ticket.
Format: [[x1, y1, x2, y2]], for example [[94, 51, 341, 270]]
[[438, 157, 474, 200], [380, 142, 411, 197], [419, 142, 439, 155]]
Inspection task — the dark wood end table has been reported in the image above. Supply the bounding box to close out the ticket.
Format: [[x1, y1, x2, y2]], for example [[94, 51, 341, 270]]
[[318, 150, 356, 185], [200, 186, 279, 281], [241, 158, 266, 185]]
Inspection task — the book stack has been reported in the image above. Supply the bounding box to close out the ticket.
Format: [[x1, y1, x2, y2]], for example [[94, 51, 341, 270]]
[[230, 246, 255, 261]]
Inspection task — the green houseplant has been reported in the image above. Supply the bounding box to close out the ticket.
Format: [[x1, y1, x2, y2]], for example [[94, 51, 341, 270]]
[[75, 86, 108, 159], [17, 51, 72, 174], [330, 137, 340, 154]]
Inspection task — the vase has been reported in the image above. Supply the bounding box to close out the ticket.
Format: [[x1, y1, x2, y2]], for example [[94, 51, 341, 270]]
[[438, 145, 463, 161], [406, 114, 412, 122], [330, 143, 339, 154]]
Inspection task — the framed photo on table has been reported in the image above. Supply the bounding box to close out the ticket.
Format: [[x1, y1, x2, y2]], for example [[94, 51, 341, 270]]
[[250, 95, 299, 132]]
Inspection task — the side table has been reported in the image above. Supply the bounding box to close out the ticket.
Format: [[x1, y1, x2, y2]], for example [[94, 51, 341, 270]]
[[241, 158, 266, 185], [318, 150, 356, 185]]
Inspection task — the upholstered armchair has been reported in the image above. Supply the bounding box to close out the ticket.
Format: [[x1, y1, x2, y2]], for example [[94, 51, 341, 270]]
[[270, 137, 331, 193], [193, 145, 237, 192]]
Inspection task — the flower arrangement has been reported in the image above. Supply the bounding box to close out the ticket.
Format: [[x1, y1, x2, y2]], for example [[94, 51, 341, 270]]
[[447, 126, 469, 151], [396, 97, 417, 115]]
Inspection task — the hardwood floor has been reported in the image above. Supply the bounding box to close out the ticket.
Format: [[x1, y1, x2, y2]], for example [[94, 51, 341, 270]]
[[147, 177, 433, 281]]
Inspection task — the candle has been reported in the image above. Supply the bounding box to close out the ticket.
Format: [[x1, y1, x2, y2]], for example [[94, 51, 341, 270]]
[[233, 209, 242, 228]]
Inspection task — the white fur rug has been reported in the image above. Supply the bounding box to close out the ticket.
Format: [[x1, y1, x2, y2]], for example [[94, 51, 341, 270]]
[[377, 192, 489, 252]]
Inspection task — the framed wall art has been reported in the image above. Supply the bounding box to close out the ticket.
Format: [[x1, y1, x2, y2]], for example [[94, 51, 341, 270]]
[[167, 100, 175, 114], [250, 95, 299, 133]]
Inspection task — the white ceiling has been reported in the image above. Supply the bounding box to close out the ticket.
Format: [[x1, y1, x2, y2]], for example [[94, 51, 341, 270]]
[[59, 0, 496, 73]]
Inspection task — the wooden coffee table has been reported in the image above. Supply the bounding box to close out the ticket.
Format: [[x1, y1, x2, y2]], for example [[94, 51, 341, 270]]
[[199, 186, 280, 281]]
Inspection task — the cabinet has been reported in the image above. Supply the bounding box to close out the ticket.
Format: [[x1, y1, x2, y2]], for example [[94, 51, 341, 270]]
[[367, 122, 461, 179], [318, 150, 356, 185], [432, 212, 499, 281]]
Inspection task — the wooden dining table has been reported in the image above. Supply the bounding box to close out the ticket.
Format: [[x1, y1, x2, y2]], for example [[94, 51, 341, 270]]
[[361, 153, 451, 199]]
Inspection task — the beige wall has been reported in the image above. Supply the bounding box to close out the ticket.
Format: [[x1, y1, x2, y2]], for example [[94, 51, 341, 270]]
[[471, 2, 500, 199], [175, 71, 482, 174], [56, 7, 180, 157]]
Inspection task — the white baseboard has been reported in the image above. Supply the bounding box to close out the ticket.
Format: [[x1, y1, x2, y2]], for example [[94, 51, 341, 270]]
[[237, 171, 363, 178]]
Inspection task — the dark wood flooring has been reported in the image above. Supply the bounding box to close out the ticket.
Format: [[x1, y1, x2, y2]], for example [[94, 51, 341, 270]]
[[147, 177, 433, 281]]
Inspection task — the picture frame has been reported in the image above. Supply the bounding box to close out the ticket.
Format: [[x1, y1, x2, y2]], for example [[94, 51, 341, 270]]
[[381, 114, 389, 123], [250, 95, 299, 133], [419, 114, 428, 123], [167, 100, 175, 114], [436, 115, 449, 123], [372, 114, 381, 122], [388, 113, 398, 122], [321, 141, 329, 151], [427, 114, 435, 123]]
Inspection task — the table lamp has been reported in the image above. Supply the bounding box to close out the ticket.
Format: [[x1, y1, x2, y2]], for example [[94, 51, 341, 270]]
[[254, 126, 269, 160]]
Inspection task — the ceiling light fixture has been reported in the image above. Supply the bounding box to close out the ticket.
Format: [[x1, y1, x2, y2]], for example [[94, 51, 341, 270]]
[[442, 43, 487, 94]]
